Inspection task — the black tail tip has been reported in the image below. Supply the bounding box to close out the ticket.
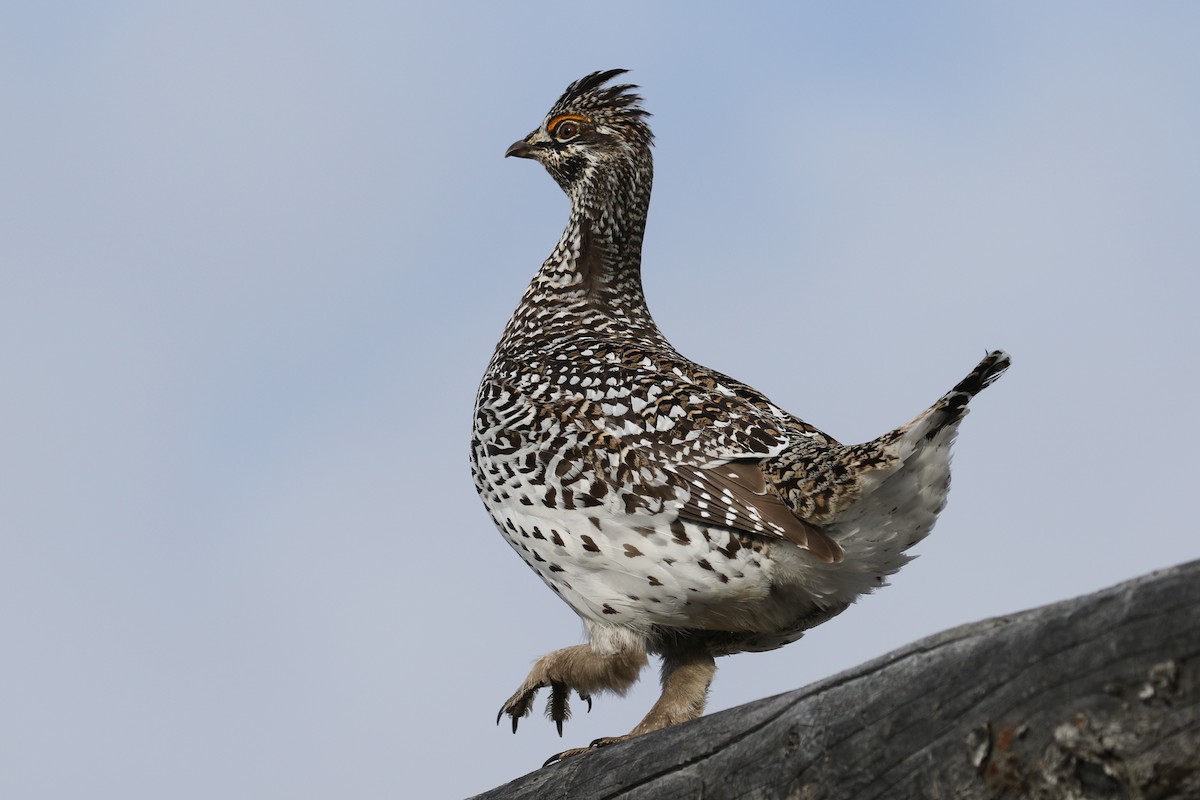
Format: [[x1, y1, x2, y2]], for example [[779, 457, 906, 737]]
[[954, 350, 1011, 397]]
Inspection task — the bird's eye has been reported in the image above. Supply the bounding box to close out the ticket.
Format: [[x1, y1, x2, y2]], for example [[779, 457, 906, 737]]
[[554, 120, 580, 141]]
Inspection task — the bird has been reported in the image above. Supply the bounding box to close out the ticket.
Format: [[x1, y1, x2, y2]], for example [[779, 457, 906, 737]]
[[470, 69, 1009, 764]]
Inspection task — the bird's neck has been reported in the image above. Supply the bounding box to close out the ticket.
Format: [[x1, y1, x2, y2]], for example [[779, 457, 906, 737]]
[[500, 155, 665, 351]]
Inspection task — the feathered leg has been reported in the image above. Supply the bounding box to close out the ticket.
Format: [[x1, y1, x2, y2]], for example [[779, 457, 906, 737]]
[[545, 644, 716, 765], [499, 643, 647, 735]]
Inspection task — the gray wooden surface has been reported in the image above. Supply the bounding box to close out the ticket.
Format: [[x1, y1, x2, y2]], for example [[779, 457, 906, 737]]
[[471, 560, 1200, 800]]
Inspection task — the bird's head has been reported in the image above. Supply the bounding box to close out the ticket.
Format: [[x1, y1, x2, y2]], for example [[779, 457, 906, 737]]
[[506, 69, 653, 197]]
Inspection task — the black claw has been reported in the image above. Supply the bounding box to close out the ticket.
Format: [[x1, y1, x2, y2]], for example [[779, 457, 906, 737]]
[[555, 717, 564, 737], [543, 752, 564, 769], [579, 691, 592, 713], [497, 704, 520, 733]]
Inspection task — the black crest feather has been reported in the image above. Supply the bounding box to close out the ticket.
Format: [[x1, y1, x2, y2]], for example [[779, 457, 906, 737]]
[[550, 69, 652, 146]]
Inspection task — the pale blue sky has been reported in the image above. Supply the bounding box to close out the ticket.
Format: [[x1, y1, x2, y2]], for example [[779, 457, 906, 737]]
[[2, 3, 1198, 798]]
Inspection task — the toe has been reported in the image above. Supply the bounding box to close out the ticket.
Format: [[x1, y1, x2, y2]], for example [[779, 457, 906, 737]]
[[543, 746, 592, 767], [499, 680, 546, 734], [542, 733, 633, 767], [589, 734, 633, 748], [546, 680, 572, 736]]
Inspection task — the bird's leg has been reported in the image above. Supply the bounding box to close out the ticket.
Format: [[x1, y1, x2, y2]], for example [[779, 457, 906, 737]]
[[498, 642, 646, 735], [545, 647, 716, 764], [628, 649, 716, 736]]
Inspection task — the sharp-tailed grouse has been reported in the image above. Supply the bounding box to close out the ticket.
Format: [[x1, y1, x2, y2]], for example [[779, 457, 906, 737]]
[[470, 69, 1009, 763]]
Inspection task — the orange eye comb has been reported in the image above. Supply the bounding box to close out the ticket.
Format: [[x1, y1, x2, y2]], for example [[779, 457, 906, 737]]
[[548, 114, 588, 133]]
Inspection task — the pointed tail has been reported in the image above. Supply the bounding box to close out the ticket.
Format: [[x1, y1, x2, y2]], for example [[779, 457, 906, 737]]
[[922, 350, 1011, 440]]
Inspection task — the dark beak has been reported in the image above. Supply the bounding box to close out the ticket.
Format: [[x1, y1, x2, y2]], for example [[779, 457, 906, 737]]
[[505, 139, 537, 159]]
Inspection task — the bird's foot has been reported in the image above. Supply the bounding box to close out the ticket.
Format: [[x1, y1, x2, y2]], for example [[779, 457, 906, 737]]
[[496, 642, 644, 737], [543, 733, 634, 767], [497, 678, 591, 735]]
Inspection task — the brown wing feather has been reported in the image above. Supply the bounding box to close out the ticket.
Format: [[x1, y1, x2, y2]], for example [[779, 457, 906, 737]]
[[673, 460, 844, 564]]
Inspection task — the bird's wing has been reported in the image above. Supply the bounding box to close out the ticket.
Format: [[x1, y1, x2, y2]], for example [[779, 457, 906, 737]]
[[670, 459, 843, 564], [506, 355, 845, 563]]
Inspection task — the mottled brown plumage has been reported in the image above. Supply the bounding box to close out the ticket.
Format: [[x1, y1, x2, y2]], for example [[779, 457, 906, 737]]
[[471, 69, 1009, 763]]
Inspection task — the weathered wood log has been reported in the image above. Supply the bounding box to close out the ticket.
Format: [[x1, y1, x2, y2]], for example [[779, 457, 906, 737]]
[[471, 560, 1200, 800]]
